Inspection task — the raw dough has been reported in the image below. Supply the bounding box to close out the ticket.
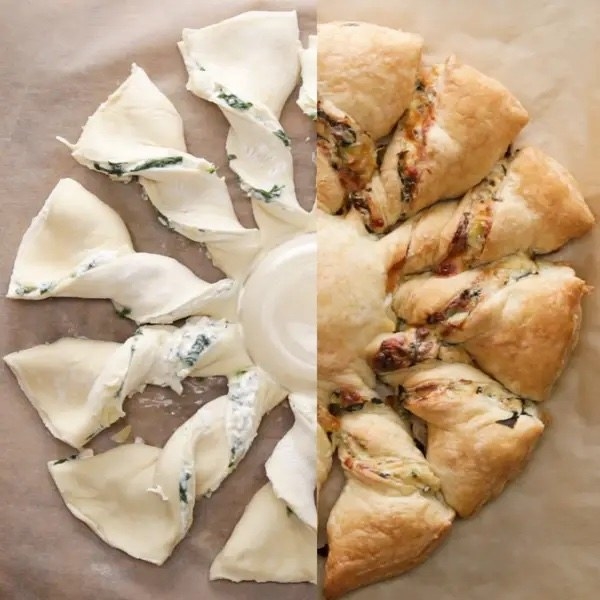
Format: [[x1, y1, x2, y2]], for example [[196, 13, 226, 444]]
[[48, 366, 285, 565], [179, 10, 314, 242], [6, 178, 236, 322], [58, 64, 261, 278], [5, 317, 251, 447]]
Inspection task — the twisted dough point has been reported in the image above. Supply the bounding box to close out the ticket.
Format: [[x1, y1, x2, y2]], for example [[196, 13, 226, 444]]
[[392, 255, 589, 400], [324, 404, 454, 600], [379, 56, 529, 224], [211, 394, 317, 584], [58, 64, 261, 278], [47, 366, 286, 565], [180, 11, 313, 240], [4, 316, 252, 448], [380, 361, 545, 517], [6, 178, 236, 323], [381, 146, 594, 279], [318, 22, 423, 141]]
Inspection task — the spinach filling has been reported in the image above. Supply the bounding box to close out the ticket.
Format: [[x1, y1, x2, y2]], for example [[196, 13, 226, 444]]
[[273, 129, 291, 147], [115, 306, 132, 319], [93, 156, 183, 177], [247, 184, 284, 202], [426, 287, 482, 325], [397, 150, 419, 205], [179, 334, 212, 368], [52, 454, 78, 466], [217, 91, 253, 110], [14, 284, 38, 296], [179, 470, 192, 504]]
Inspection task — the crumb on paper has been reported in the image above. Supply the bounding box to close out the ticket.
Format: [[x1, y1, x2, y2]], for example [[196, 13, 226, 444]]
[[134, 436, 145, 445]]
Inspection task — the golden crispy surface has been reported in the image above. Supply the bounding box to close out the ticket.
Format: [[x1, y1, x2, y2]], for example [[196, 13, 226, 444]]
[[318, 22, 423, 141], [317, 20, 593, 599]]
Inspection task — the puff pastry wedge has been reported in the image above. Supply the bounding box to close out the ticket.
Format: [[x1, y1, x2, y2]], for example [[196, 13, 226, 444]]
[[317, 20, 593, 599]]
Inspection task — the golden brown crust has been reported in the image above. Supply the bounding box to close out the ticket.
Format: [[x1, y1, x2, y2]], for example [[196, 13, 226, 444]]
[[324, 406, 454, 599], [318, 22, 423, 140], [392, 258, 588, 400], [481, 146, 595, 260], [462, 266, 588, 400], [325, 479, 452, 599], [381, 56, 529, 222], [316, 22, 592, 598], [379, 146, 594, 276], [400, 363, 545, 517], [317, 210, 394, 389], [317, 423, 334, 494], [316, 146, 345, 213]]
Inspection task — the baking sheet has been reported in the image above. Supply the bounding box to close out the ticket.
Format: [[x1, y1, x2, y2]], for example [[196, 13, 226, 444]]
[[0, 1, 315, 599], [317, 1, 600, 599]]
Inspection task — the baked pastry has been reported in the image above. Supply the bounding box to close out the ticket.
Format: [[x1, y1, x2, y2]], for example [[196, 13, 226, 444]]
[[377, 56, 529, 226], [383, 146, 594, 276], [317, 20, 593, 599], [318, 22, 423, 141], [392, 255, 588, 400], [325, 403, 454, 599], [381, 362, 545, 517], [316, 22, 422, 218]]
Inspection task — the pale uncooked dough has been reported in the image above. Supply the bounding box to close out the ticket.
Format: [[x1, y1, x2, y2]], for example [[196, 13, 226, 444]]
[[58, 64, 261, 278], [298, 35, 317, 118], [211, 392, 317, 583], [179, 11, 314, 242], [48, 367, 285, 565], [6, 178, 237, 322], [6, 9, 317, 584], [210, 482, 317, 583], [5, 317, 251, 448]]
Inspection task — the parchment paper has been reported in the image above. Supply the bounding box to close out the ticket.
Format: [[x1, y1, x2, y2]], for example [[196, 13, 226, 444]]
[[317, 1, 600, 599], [0, 1, 315, 599]]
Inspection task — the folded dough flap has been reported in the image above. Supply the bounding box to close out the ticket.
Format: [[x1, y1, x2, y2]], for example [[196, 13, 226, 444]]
[[58, 66, 257, 270], [222, 368, 288, 490], [5, 318, 252, 448], [7, 178, 133, 298], [265, 393, 317, 530], [4, 338, 120, 445], [8, 178, 237, 323], [209, 482, 317, 584], [323, 405, 454, 599], [58, 63, 186, 165], [461, 262, 589, 400], [49, 372, 285, 565], [317, 100, 377, 190], [65, 252, 238, 324], [396, 145, 593, 275], [180, 12, 309, 238], [181, 11, 300, 118], [316, 145, 346, 214], [399, 362, 544, 517], [380, 55, 529, 220], [482, 146, 595, 260], [317, 22, 423, 141], [317, 422, 334, 494], [297, 34, 317, 118], [48, 444, 177, 565], [392, 256, 588, 399]]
